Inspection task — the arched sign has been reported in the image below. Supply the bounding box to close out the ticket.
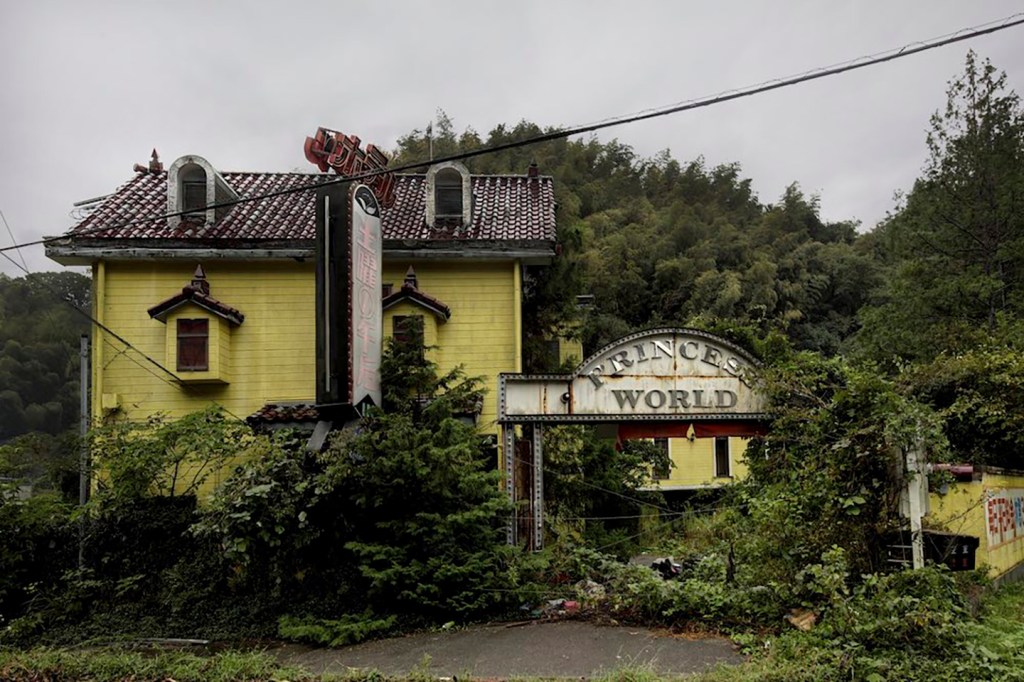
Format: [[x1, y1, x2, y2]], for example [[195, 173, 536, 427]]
[[499, 328, 768, 551], [499, 328, 766, 422]]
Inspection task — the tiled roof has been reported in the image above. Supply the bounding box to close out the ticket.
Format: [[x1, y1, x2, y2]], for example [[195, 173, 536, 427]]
[[70, 170, 556, 244], [383, 284, 451, 321], [147, 286, 245, 326], [147, 266, 245, 325], [247, 403, 322, 425]]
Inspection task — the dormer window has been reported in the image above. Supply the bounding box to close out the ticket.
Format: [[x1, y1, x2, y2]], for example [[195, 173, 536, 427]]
[[147, 265, 244, 384], [435, 168, 463, 217], [180, 165, 208, 216], [425, 161, 471, 228], [166, 155, 238, 230]]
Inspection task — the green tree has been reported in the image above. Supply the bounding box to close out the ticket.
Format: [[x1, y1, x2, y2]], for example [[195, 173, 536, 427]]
[[0, 272, 91, 441], [856, 51, 1024, 364]]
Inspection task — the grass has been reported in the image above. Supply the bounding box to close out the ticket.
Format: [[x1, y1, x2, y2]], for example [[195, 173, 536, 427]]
[[3, 581, 1024, 681], [0, 648, 312, 682]]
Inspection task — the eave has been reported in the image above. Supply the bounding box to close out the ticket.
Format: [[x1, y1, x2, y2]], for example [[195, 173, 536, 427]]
[[44, 237, 556, 266], [382, 287, 451, 321]]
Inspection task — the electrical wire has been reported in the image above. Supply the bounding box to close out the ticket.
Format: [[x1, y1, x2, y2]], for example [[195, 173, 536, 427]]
[[1, 11, 1022, 255], [0, 248, 246, 424], [0, 208, 29, 272]]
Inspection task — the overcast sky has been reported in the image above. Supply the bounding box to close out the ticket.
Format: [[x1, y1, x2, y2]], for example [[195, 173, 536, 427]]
[[1, 1, 1022, 276]]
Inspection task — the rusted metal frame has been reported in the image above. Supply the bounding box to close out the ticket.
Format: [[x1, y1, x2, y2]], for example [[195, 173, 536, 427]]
[[499, 412, 772, 423], [532, 423, 544, 551], [504, 424, 516, 546]]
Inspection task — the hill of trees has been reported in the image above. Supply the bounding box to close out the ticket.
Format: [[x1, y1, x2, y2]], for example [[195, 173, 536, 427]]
[[0, 272, 90, 443], [391, 50, 1023, 468]]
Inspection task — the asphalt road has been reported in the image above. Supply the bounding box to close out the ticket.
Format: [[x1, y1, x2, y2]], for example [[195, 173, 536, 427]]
[[274, 620, 743, 678]]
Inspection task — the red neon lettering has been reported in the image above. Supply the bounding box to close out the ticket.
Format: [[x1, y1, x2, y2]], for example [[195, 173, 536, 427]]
[[305, 128, 397, 207]]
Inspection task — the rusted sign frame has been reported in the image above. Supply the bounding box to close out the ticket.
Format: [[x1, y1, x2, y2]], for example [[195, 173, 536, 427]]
[[498, 328, 770, 551]]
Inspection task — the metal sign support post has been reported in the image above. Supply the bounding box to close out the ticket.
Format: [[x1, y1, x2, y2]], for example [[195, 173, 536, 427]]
[[504, 425, 516, 546], [531, 424, 544, 551], [906, 442, 925, 570], [78, 334, 90, 568]]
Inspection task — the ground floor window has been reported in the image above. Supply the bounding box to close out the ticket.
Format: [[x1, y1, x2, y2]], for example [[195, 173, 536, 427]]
[[653, 437, 671, 479], [714, 436, 730, 477]]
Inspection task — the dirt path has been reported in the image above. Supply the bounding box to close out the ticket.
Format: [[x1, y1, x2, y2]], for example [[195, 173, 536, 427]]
[[273, 620, 743, 678]]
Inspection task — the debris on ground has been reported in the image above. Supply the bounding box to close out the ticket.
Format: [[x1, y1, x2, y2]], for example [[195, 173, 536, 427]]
[[784, 608, 818, 631]]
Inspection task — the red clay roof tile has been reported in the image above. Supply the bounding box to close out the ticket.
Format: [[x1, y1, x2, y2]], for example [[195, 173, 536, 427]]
[[71, 171, 556, 245]]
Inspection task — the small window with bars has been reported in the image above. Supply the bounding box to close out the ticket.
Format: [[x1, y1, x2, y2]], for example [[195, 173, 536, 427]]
[[177, 318, 209, 371], [714, 436, 731, 478]]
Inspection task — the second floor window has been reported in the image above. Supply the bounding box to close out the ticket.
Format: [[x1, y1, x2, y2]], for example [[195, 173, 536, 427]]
[[393, 315, 424, 349], [177, 318, 209, 371]]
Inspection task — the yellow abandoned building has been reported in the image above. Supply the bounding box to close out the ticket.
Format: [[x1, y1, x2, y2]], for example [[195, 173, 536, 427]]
[[45, 151, 756, 496], [46, 153, 552, 441]]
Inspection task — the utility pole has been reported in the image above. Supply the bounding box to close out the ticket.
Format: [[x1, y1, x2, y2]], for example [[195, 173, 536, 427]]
[[79, 334, 90, 506], [78, 334, 90, 568]]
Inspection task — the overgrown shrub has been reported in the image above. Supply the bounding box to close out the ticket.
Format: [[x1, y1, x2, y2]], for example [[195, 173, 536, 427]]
[[543, 426, 670, 557], [196, 334, 524, 633], [0, 492, 74, 631]]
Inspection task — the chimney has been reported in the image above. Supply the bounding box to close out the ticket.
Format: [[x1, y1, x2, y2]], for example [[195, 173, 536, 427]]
[[528, 160, 539, 197]]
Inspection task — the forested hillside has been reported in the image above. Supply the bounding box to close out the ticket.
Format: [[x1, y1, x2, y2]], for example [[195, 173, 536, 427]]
[[392, 114, 880, 360], [392, 52, 1021, 377], [1, 52, 1020, 467], [0, 272, 90, 443], [391, 51, 1022, 468]]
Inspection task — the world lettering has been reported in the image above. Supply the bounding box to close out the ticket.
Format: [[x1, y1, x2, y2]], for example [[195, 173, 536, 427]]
[[610, 388, 738, 411]]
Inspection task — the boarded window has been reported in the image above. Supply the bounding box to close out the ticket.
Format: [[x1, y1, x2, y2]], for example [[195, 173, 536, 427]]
[[177, 318, 209, 371], [714, 436, 731, 477], [435, 168, 463, 216], [653, 437, 671, 479], [393, 315, 424, 348]]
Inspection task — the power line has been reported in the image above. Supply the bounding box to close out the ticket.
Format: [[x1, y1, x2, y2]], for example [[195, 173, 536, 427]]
[[2, 249, 181, 383], [2, 12, 1023, 256], [0, 208, 29, 272], [0, 249, 246, 424]]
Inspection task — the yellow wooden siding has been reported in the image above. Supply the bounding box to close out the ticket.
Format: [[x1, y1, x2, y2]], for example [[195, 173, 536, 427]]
[[96, 260, 316, 422], [654, 437, 750, 489], [381, 261, 519, 433], [97, 259, 519, 437]]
